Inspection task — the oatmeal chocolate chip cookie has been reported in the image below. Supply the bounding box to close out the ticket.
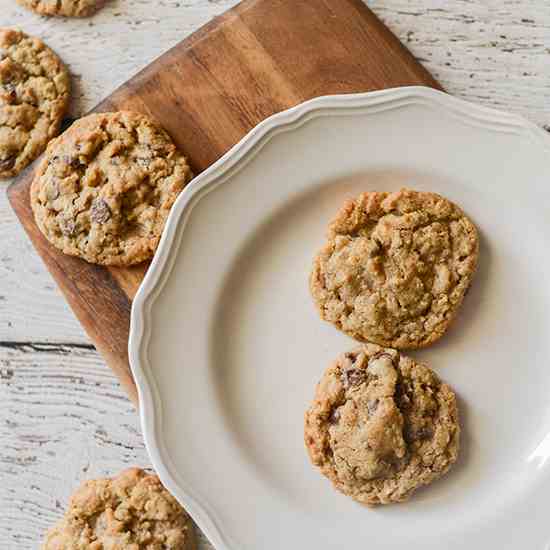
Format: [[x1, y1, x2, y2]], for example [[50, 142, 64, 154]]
[[17, 0, 103, 17], [31, 111, 193, 266], [0, 28, 70, 179], [310, 189, 479, 349], [42, 468, 196, 550], [304, 344, 460, 505]]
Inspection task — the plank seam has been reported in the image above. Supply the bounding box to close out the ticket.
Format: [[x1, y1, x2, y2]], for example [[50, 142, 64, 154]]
[[0, 342, 96, 353]]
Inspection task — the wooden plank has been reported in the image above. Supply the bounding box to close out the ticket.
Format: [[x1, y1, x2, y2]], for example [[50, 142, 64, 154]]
[[6, 181, 137, 403], [7, 0, 440, 403], [3, 1, 549, 346]]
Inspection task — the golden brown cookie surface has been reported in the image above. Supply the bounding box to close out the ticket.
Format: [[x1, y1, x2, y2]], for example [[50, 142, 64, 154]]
[[31, 111, 193, 266], [0, 28, 70, 179], [304, 344, 460, 505], [310, 189, 479, 348], [42, 468, 196, 550], [17, 0, 103, 17]]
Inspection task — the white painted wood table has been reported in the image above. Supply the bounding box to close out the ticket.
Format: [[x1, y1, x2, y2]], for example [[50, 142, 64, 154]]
[[0, 1, 548, 548]]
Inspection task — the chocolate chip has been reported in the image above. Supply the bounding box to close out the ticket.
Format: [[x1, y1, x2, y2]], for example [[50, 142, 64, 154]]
[[342, 368, 365, 388], [90, 198, 111, 224], [0, 156, 16, 171], [59, 218, 76, 237], [63, 155, 83, 170], [398, 393, 411, 407], [367, 399, 379, 414], [415, 427, 433, 440], [329, 409, 341, 424]]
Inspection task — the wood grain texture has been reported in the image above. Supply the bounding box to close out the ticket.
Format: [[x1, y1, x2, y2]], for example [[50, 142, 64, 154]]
[[1, 1, 549, 549], [7, 182, 137, 402], [1, 1, 548, 344], [0, 344, 214, 549], [371, 0, 550, 127], [7, 0, 440, 403]]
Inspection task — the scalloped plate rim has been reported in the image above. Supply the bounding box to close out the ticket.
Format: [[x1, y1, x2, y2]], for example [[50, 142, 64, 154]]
[[128, 85, 550, 550]]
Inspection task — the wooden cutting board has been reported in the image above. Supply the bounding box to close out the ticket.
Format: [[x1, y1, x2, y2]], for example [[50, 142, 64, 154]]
[[8, 0, 440, 405]]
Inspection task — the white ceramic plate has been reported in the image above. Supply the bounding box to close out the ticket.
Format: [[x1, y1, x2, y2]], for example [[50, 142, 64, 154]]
[[129, 87, 550, 550]]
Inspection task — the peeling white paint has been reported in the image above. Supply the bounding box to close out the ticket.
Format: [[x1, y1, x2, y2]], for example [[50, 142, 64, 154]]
[[0, 0, 548, 548]]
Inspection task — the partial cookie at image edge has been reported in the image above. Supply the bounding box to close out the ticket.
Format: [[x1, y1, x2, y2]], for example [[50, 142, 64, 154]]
[[16, 0, 105, 17], [42, 468, 196, 550], [0, 27, 70, 179]]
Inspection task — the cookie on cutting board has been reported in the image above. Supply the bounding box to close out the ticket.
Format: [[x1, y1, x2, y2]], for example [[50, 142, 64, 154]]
[[31, 111, 193, 266]]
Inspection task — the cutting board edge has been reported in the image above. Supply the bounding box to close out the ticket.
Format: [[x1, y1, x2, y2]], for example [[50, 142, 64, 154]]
[[6, 0, 441, 403]]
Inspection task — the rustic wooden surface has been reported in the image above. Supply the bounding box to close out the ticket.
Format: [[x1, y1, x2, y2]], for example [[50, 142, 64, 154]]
[[7, 0, 441, 405], [1, 1, 549, 548]]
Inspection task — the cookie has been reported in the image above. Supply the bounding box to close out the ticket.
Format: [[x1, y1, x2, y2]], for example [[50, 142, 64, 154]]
[[42, 468, 196, 550], [31, 111, 193, 266], [310, 189, 479, 349], [0, 28, 70, 179], [17, 0, 103, 17], [304, 344, 460, 505]]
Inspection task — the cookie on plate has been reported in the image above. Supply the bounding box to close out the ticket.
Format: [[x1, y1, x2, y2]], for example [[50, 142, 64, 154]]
[[17, 0, 103, 17], [0, 28, 70, 179], [42, 468, 196, 550], [31, 111, 193, 266], [310, 189, 479, 349], [304, 344, 460, 505]]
